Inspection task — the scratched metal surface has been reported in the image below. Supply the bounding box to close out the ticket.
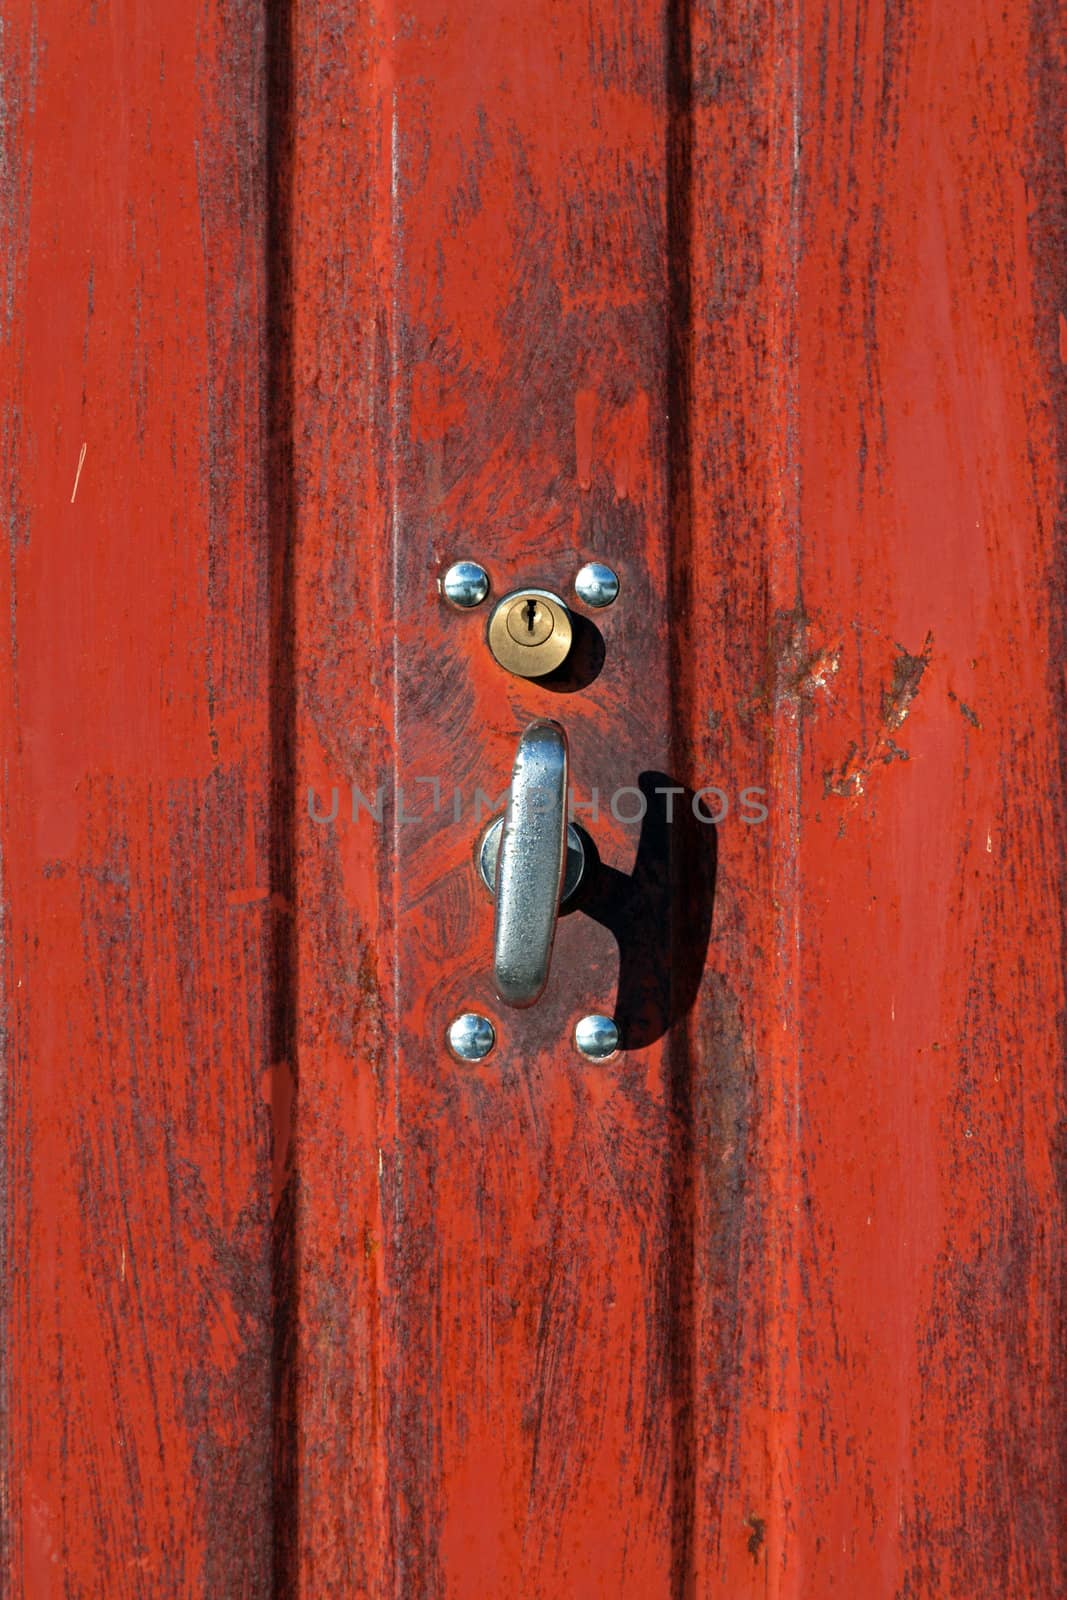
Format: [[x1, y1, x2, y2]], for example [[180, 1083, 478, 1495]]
[[4, 0, 1067, 1594]]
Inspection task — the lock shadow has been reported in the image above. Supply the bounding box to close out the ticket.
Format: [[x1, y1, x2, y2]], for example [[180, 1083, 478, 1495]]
[[572, 771, 717, 1049], [540, 611, 606, 693]]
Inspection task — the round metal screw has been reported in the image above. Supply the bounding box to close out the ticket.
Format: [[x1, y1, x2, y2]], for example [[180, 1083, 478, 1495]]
[[574, 562, 619, 608], [574, 1014, 620, 1061], [446, 1012, 496, 1061], [441, 560, 490, 609]]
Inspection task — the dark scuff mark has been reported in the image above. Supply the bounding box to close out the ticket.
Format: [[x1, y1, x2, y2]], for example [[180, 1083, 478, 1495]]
[[948, 688, 982, 729], [82, 259, 94, 366]]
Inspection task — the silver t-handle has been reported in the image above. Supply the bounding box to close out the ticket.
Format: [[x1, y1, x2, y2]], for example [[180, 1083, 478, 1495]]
[[488, 719, 572, 1008]]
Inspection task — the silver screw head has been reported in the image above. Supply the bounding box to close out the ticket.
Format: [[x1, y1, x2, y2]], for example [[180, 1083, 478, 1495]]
[[441, 560, 490, 608], [447, 1012, 496, 1061], [574, 562, 619, 608], [574, 1014, 620, 1060]]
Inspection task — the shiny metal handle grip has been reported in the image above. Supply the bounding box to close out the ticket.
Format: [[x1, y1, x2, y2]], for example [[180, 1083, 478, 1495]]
[[492, 719, 569, 1008]]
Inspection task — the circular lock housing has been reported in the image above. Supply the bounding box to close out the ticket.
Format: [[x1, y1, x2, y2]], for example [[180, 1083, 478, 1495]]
[[487, 588, 572, 678]]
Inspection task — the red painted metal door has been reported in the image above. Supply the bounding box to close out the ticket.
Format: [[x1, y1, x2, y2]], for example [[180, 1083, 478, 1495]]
[[3, 1, 1066, 1595]]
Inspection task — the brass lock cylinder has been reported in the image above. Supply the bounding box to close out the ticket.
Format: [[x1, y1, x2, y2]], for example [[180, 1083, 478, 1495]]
[[487, 588, 572, 678]]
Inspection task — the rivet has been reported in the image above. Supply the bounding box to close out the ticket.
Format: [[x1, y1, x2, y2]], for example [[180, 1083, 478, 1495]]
[[446, 1011, 496, 1061], [441, 560, 490, 608], [574, 1014, 620, 1061], [574, 562, 619, 608]]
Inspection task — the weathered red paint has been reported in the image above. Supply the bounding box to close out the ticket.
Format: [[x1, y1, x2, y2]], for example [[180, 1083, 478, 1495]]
[[3, 0, 1067, 1595], [0, 1, 273, 1592]]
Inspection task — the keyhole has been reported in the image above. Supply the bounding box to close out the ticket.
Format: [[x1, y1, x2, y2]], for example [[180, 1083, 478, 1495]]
[[492, 588, 572, 673]]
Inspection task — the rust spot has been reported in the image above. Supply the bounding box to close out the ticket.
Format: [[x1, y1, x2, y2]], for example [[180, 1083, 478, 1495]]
[[746, 1514, 766, 1561], [781, 640, 843, 704], [825, 633, 933, 800], [881, 632, 933, 730], [770, 598, 842, 710]]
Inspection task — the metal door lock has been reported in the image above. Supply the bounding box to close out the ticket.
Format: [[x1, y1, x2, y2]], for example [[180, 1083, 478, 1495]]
[[487, 588, 572, 678]]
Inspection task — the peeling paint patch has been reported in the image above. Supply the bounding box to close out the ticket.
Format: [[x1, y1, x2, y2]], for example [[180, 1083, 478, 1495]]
[[881, 631, 933, 730], [825, 633, 933, 799], [825, 736, 910, 798], [792, 641, 843, 699], [771, 597, 843, 710]]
